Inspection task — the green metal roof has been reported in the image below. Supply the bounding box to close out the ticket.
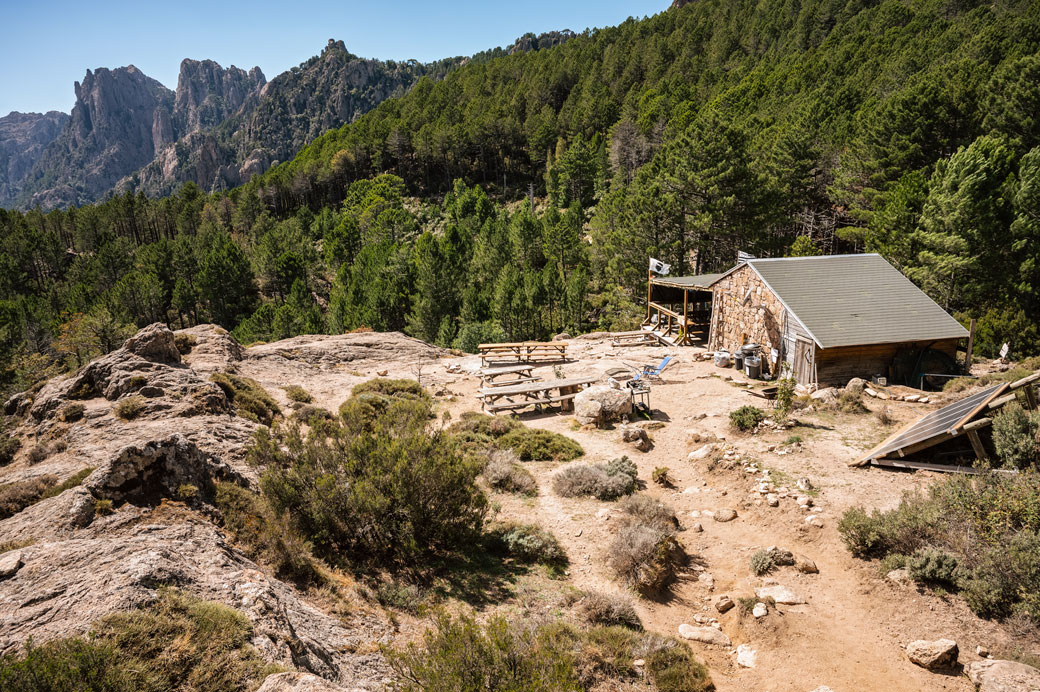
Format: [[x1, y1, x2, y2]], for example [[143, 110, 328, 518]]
[[650, 273, 727, 290], [746, 254, 969, 349]]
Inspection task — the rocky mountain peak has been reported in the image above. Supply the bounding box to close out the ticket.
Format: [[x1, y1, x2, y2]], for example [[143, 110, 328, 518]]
[[174, 58, 266, 134]]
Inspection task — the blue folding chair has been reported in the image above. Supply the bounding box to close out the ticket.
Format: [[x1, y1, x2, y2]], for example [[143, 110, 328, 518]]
[[630, 355, 673, 384]]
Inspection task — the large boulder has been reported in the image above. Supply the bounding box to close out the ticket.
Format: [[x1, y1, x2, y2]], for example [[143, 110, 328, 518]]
[[574, 385, 632, 427], [966, 659, 1040, 692], [906, 639, 958, 669], [678, 624, 731, 647], [121, 322, 181, 364], [845, 377, 867, 394]]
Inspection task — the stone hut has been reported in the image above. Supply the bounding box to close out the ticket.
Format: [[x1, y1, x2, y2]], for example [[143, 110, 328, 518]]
[[648, 254, 969, 388]]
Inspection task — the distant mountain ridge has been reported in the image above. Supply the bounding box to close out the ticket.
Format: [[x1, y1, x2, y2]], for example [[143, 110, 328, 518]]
[[2, 31, 575, 210]]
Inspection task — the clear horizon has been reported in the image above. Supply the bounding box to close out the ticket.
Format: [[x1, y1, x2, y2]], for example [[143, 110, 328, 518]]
[[1, 0, 667, 116]]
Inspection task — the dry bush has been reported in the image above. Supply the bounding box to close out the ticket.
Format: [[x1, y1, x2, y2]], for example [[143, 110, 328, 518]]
[[283, 385, 312, 403], [553, 457, 637, 501], [875, 406, 895, 426], [607, 523, 686, 596], [59, 403, 85, 422], [0, 475, 58, 519], [750, 549, 775, 576], [618, 494, 677, 532], [834, 390, 869, 414], [210, 373, 280, 426], [483, 449, 537, 496], [174, 333, 197, 354], [486, 521, 568, 566], [114, 395, 146, 420], [578, 591, 642, 629]]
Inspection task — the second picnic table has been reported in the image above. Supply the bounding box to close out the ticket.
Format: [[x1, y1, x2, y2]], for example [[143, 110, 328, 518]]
[[477, 376, 600, 414]]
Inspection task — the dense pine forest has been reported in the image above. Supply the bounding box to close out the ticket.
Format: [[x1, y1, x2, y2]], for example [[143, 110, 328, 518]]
[[2, 0, 1039, 396]]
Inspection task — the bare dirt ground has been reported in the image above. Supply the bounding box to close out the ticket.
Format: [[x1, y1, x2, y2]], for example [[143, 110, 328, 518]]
[[234, 333, 1027, 691]]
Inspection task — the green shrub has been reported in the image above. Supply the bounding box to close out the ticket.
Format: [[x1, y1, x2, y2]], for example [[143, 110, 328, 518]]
[[449, 411, 521, 438], [59, 403, 86, 422], [292, 404, 334, 425], [283, 384, 312, 403], [553, 457, 637, 501], [487, 521, 568, 566], [578, 591, 642, 629], [351, 378, 428, 400], [498, 427, 584, 461], [40, 468, 93, 500], [127, 375, 148, 390], [94, 499, 115, 515], [338, 391, 432, 436], [385, 614, 711, 692], [773, 377, 796, 422], [174, 333, 197, 355], [213, 481, 321, 584], [376, 580, 426, 613], [210, 373, 280, 426], [253, 391, 486, 566], [652, 466, 673, 486], [750, 549, 775, 576], [992, 402, 1040, 469], [114, 395, 146, 420], [729, 406, 764, 431], [483, 449, 537, 496], [0, 475, 58, 519], [907, 548, 959, 588]]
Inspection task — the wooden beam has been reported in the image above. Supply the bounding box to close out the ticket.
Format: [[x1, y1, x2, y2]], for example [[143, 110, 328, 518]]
[[987, 393, 1018, 410], [1009, 372, 1040, 390], [871, 459, 992, 475], [960, 416, 993, 432], [965, 318, 976, 374], [967, 430, 989, 462]]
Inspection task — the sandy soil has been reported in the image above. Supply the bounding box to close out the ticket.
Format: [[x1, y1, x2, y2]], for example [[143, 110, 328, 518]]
[[239, 334, 1028, 692]]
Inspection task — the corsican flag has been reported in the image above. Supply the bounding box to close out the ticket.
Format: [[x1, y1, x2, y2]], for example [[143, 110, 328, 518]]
[[649, 258, 671, 275]]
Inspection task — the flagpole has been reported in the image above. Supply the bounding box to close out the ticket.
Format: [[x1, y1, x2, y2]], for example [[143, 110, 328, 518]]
[[646, 263, 652, 324]]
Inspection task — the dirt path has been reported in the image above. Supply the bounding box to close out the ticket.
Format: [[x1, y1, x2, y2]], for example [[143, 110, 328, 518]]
[[244, 334, 1022, 691]]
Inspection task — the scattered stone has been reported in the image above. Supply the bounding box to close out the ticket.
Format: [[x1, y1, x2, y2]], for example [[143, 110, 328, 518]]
[[794, 553, 819, 574], [138, 385, 164, 398], [0, 550, 24, 579], [920, 396, 930, 404], [976, 645, 989, 658], [766, 493, 779, 507], [255, 672, 362, 692], [633, 659, 645, 667], [809, 687, 836, 692], [553, 332, 571, 341], [678, 624, 731, 647], [752, 602, 768, 618], [864, 387, 878, 398], [796, 495, 813, 507], [698, 572, 715, 589], [736, 644, 757, 668], [845, 377, 867, 394], [619, 424, 652, 452], [755, 585, 806, 605], [796, 477, 813, 492], [691, 522, 703, 533], [376, 370, 388, 376], [906, 639, 959, 670], [904, 394, 921, 402], [713, 509, 738, 523], [715, 595, 734, 613], [688, 443, 717, 461], [966, 659, 1040, 692]]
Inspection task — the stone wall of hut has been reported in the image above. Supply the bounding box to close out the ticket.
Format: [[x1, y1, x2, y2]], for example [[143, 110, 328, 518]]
[[708, 264, 785, 364]]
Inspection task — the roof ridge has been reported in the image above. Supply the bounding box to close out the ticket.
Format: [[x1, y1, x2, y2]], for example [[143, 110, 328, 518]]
[[748, 253, 881, 264]]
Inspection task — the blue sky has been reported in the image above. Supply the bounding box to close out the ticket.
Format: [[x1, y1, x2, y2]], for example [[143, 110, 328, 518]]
[[1, 0, 667, 116]]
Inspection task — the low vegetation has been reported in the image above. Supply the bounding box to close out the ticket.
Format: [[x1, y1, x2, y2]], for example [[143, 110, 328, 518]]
[[210, 373, 281, 426], [608, 494, 685, 597], [991, 402, 1040, 469], [838, 471, 1040, 622], [282, 384, 312, 403], [833, 390, 869, 414], [651, 466, 673, 487], [251, 381, 486, 567], [174, 333, 197, 355], [729, 406, 764, 432], [386, 613, 712, 692], [577, 591, 642, 630], [486, 521, 568, 568], [553, 456, 638, 501], [113, 395, 146, 420], [450, 412, 584, 462], [0, 588, 276, 692], [483, 449, 537, 496], [0, 475, 58, 519], [0, 421, 20, 465], [59, 402, 86, 422], [750, 549, 775, 576]]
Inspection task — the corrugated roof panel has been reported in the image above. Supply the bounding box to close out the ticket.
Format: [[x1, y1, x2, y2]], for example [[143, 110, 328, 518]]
[[747, 254, 969, 349]]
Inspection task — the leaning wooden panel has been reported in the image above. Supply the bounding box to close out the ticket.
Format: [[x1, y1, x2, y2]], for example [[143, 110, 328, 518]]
[[852, 384, 1006, 466]]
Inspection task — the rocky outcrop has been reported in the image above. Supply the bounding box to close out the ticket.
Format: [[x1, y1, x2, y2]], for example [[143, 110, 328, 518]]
[[906, 639, 959, 669], [966, 658, 1040, 691], [0, 519, 390, 686], [256, 672, 368, 692], [173, 59, 266, 135], [15, 66, 175, 209], [0, 110, 69, 204]]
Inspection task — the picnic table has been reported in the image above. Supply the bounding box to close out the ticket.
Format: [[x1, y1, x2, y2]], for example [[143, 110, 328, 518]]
[[478, 341, 569, 366], [477, 376, 600, 414], [478, 364, 541, 388]]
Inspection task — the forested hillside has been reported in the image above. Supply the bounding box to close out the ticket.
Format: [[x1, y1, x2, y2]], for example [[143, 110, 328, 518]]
[[1, 0, 1039, 396]]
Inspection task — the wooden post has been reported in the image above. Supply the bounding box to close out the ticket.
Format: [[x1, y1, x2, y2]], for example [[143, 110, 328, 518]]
[[682, 290, 689, 345], [965, 318, 976, 374], [1025, 385, 1038, 411], [967, 430, 989, 463], [646, 269, 652, 322]]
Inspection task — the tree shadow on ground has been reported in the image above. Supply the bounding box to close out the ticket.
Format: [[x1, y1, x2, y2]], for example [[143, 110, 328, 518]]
[[422, 548, 534, 609]]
